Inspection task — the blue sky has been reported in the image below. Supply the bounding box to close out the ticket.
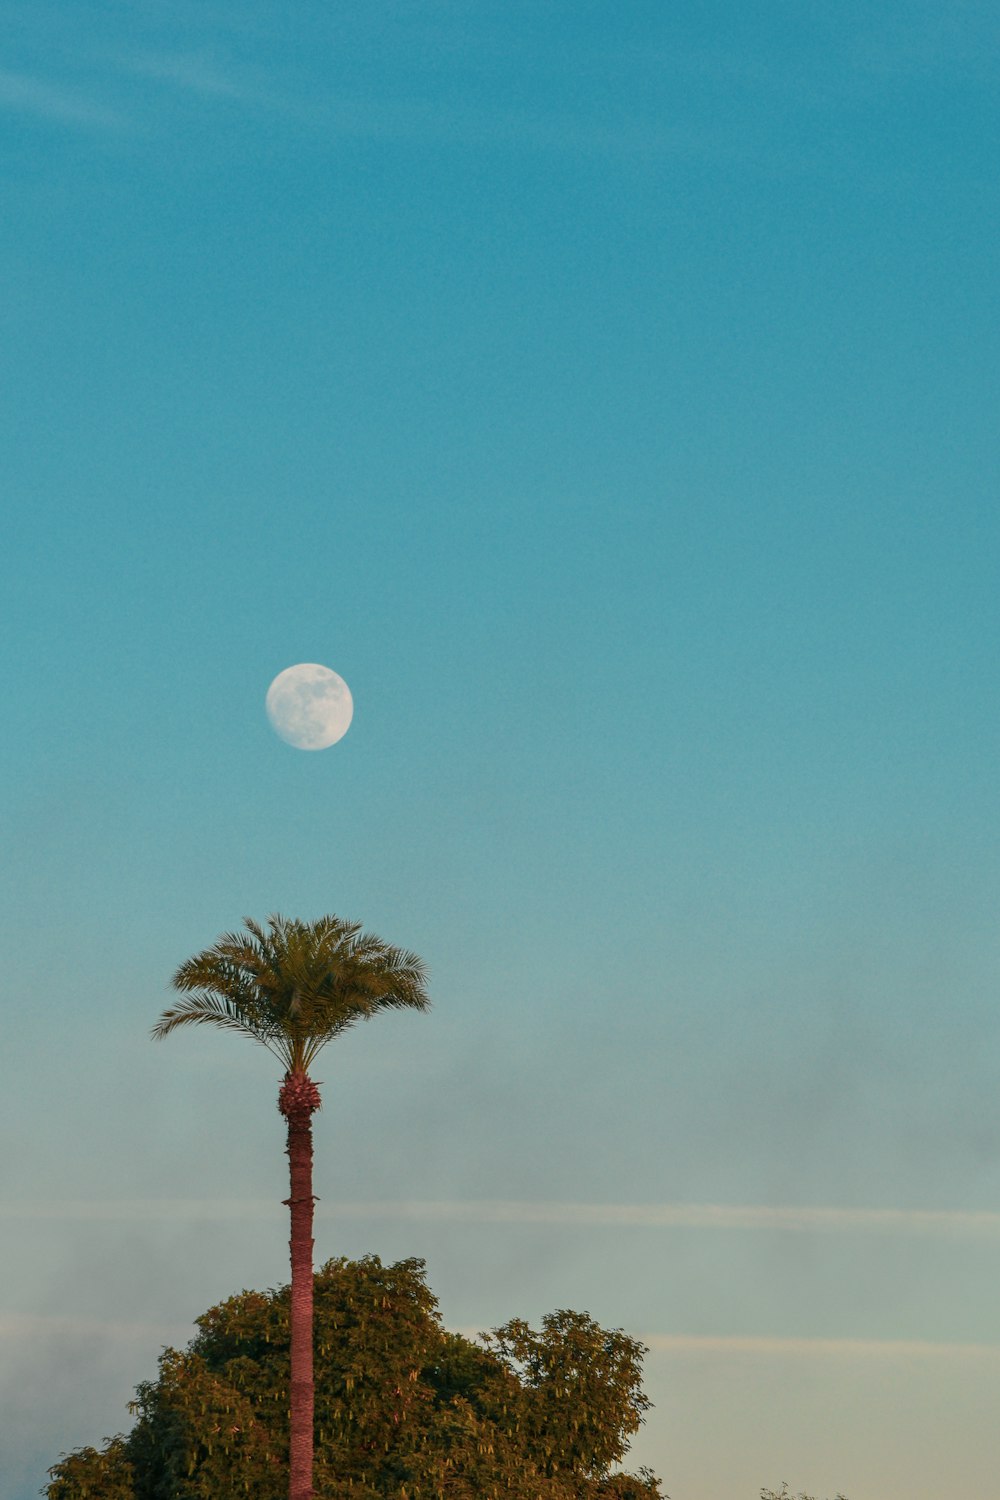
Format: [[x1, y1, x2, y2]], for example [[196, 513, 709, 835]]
[[3, 4, 1000, 1497]]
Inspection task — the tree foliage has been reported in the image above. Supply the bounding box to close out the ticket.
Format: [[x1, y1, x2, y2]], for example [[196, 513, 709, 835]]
[[45, 1256, 665, 1500]]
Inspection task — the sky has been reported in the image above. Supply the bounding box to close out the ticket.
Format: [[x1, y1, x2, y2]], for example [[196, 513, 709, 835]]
[[2, 2, 1000, 1496]]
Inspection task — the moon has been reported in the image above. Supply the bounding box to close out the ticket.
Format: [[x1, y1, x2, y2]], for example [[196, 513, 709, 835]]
[[265, 664, 354, 750]]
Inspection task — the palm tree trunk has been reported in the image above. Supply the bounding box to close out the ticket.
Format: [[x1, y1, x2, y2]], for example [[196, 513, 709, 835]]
[[279, 1071, 322, 1500]]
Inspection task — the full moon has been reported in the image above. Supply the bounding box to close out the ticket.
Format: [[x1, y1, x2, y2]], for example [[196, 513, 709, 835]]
[[265, 664, 354, 750]]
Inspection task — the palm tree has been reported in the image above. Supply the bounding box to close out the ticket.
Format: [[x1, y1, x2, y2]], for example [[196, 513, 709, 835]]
[[151, 913, 430, 1500]]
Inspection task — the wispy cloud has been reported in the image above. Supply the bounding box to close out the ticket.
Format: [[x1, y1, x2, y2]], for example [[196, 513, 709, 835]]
[[0, 1312, 190, 1342], [6, 1311, 998, 1366], [641, 1333, 1000, 1361], [0, 1198, 277, 1221], [5, 1197, 1000, 1238], [112, 56, 767, 167], [115, 50, 256, 102], [0, 68, 120, 128], [0, 54, 790, 171], [316, 1200, 1000, 1237], [452, 1325, 1000, 1363]]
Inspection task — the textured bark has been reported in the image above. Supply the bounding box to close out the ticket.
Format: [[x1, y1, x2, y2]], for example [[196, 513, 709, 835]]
[[279, 1071, 322, 1500]]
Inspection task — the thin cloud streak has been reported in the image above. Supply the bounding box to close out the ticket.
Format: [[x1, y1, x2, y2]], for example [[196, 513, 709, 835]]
[[0, 58, 803, 173], [453, 1325, 1000, 1363], [6, 1197, 1000, 1238], [115, 50, 261, 102], [319, 1200, 1000, 1237], [641, 1333, 1000, 1361], [0, 1199, 277, 1221], [0, 68, 120, 127], [0, 1312, 191, 1341], [6, 1313, 999, 1365], [109, 58, 778, 168]]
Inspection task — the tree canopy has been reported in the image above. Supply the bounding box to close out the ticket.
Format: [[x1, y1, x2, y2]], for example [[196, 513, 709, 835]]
[[45, 1255, 665, 1500]]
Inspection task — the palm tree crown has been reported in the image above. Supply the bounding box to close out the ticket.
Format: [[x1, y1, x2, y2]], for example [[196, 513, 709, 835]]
[[152, 913, 430, 1075]]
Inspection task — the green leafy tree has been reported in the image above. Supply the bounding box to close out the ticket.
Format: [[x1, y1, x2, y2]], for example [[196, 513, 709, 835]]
[[481, 1311, 651, 1481], [150, 915, 430, 1500], [45, 1438, 134, 1499], [45, 1255, 666, 1500]]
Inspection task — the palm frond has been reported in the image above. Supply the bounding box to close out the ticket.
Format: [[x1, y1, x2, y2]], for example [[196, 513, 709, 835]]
[[154, 912, 431, 1072], [151, 992, 290, 1062]]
